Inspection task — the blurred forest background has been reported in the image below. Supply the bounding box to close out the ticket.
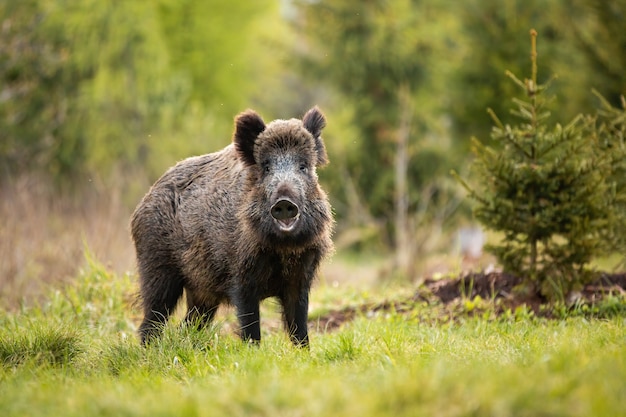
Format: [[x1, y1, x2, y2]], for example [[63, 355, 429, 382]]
[[1, 0, 625, 307]]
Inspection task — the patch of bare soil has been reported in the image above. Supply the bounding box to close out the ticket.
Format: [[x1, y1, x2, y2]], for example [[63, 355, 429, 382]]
[[310, 272, 626, 332]]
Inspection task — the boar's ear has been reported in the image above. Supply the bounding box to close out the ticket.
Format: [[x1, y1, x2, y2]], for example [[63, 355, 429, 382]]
[[234, 110, 266, 166], [302, 106, 328, 166]]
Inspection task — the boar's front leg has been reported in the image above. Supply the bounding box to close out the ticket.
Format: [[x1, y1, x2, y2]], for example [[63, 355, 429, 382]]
[[281, 251, 318, 347], [282, 276, 313, 345], [235, 295, 261, 344], [281, 290, 310, 348]]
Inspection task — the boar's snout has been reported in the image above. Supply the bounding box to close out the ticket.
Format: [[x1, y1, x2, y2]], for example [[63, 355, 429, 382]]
[[270, 198, 300, 231]]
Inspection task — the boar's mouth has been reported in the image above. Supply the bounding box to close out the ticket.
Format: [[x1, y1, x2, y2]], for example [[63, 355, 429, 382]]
[[270, 198, 300, 232]]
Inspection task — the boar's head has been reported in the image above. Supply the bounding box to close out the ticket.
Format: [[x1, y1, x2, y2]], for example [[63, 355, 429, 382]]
[[234, 107, 331, 248]]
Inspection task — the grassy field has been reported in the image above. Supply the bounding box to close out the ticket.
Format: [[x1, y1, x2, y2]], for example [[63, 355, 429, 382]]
[[1, 255, 625, 417]]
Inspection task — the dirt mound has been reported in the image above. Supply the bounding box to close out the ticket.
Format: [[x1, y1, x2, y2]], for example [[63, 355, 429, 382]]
[[425, 271, 521, 303], [310, 272, 626, 332]]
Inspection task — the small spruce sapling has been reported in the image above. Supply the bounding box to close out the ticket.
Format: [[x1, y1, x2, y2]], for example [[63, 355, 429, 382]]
[[454, 30, 617, 300]]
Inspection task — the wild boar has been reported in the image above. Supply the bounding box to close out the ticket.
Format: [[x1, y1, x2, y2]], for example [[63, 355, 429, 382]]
[[131, 107, 333, 347]]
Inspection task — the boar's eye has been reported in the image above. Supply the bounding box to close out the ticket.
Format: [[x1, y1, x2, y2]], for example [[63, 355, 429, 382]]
[[299, 163, 308, 174], [262, 161, 271, 174]]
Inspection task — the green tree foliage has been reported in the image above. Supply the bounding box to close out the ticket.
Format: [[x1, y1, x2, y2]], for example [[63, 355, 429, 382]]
[[294, 0, 422, 216], [450, 0, 626, 151], [157, 0, 279, 139], [571, 0, 626, 108], [457, 31, 622, 299], [53, 0, 183, 179], [0, 0, 69, 177], [292, 0, 460, 241], [449, 0, 585, 149], [0, 0, 184, 181], [0, 0, 282, 187]]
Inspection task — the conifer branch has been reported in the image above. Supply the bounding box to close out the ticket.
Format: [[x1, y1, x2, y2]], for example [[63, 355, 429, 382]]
[[487, 108, 504, 129], [500, 127, 533, 159]]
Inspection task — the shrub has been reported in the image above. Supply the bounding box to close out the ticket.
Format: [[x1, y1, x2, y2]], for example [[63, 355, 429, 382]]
[[455, 30, 625, 300]]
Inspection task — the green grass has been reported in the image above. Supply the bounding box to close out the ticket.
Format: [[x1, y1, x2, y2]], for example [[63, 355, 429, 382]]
[[1, 256, 625, 417]]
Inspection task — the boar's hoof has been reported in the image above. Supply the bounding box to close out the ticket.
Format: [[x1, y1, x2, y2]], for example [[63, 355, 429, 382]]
[[271, 198, 300, 231]]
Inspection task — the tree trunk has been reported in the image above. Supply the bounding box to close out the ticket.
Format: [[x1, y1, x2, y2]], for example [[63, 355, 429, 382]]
[[394, 84, 413, 278]]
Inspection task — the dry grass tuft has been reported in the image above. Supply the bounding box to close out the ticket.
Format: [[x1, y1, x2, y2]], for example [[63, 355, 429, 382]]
[[0, 175, 137, 309]]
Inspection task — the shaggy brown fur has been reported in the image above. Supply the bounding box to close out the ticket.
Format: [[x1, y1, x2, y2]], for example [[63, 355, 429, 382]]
[[131, 107, 333, 347]]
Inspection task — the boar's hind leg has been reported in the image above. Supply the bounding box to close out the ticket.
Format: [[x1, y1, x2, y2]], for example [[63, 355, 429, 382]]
[[184, 292, 219, 330], [138, 263, 185, 345]]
